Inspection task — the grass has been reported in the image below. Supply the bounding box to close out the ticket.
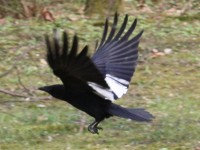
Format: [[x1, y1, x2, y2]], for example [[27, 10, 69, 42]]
[[0, 1, 200, 150]]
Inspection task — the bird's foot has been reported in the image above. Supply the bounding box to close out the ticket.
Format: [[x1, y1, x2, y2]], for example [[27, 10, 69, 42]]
[[88, 125, 103, 134]]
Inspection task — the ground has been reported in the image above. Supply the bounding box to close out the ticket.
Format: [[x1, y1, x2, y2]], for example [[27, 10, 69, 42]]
[[0, 1, 200, 150]]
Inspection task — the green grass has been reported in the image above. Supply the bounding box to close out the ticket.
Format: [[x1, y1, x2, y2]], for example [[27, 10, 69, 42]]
[[0, 1, 200, 150]]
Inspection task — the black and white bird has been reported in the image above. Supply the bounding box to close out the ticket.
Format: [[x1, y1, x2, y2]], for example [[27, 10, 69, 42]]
[[39, 13, 154, 134]]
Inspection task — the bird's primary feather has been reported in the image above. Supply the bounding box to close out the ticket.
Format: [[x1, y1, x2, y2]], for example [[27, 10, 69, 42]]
[[45, 29, 109, 92], [91, 13, 143, 100]]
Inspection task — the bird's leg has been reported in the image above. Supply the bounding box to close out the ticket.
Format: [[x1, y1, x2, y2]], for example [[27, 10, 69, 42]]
[[88, 120, 103, 134]]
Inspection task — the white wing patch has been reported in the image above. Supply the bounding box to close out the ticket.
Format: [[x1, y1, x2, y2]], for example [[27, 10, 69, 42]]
[[87, 82, 115, 101], [88, 74, 129, 101], [105, 74, 129, 98]]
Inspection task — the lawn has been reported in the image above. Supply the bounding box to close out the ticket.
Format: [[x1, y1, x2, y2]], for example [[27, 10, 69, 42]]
[[0, 1, 200, 150]]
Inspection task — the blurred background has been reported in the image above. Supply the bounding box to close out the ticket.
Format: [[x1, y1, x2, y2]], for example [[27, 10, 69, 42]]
[[0, 0, 200, 149]]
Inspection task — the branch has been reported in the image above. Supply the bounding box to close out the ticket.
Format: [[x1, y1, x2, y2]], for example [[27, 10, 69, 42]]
[[0, 89, 52, 101], [0, 89, 27, 98], [16, 67, 33, 96], [0, 65, 16, 78]]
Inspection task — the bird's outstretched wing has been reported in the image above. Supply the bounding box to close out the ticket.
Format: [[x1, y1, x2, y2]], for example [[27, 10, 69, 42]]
[[91, 13, 143, 101], [45, 29, 108, 91]]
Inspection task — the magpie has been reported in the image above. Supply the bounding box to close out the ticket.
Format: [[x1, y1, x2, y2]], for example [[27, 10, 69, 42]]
[[39, 13, 154, 134]]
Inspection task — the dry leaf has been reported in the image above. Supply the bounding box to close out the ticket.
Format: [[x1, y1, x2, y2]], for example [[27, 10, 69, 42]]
[[41, 8, 55, 21], [40, 58, 47, 66], [150, 49, 165, 58], [0, 18, 6, 24], [37, 115, 48, 122], [164, 48, 172, 54]]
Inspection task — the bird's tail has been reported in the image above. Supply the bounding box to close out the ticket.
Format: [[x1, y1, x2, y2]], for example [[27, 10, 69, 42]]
[[108, 104, 154, 122]]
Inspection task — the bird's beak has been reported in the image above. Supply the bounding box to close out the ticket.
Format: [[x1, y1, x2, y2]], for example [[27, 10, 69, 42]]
[[38, 86, 49, 92]]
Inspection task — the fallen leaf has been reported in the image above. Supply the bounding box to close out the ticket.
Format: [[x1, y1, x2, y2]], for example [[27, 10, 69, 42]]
[[40, 58, 47, 66], [37, 115, 48, 122], [164, 48, 172, 54], [0, 18, 6, 24], [150, 49, 165, 58], [41, 7, 55, 21], [37, 104, 46, 108]]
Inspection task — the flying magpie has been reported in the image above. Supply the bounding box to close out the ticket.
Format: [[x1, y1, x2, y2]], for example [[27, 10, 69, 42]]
[[39, 13, 154, 134]]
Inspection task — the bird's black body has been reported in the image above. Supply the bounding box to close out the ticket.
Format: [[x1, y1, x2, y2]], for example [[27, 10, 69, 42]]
[[40, 84, 112, 120], [39, 13, 154, 134]]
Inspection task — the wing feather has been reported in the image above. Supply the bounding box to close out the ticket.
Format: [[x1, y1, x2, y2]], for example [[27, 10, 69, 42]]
[[91, 14, 143, 100], [45, 30, 108, 91]]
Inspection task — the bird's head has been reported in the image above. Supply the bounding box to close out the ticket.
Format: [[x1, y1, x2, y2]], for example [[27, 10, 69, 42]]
[[38, 84, 66, 100]]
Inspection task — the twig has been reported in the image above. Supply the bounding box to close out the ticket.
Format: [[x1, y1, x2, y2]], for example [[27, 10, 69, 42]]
[[0, 89, 52, 101], [0, 97, 52, 103], [16, 67, 33, 96], [14, 43, 44, 62], [0, 89, 27, 98], [0, 43, 43, 79], [0, 65, 16, 78], [26, 95, 53, 101], [79, 112, 86, 133]]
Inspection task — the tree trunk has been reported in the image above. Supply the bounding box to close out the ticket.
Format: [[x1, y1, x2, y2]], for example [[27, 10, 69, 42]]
[[85, 0, 124, 18]]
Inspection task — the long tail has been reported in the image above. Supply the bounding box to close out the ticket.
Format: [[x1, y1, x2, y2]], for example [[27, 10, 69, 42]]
[[108, 104, 154, 122]]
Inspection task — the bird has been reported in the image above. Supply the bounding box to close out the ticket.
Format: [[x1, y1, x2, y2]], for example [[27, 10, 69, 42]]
[[39, 13, 154, 134]]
